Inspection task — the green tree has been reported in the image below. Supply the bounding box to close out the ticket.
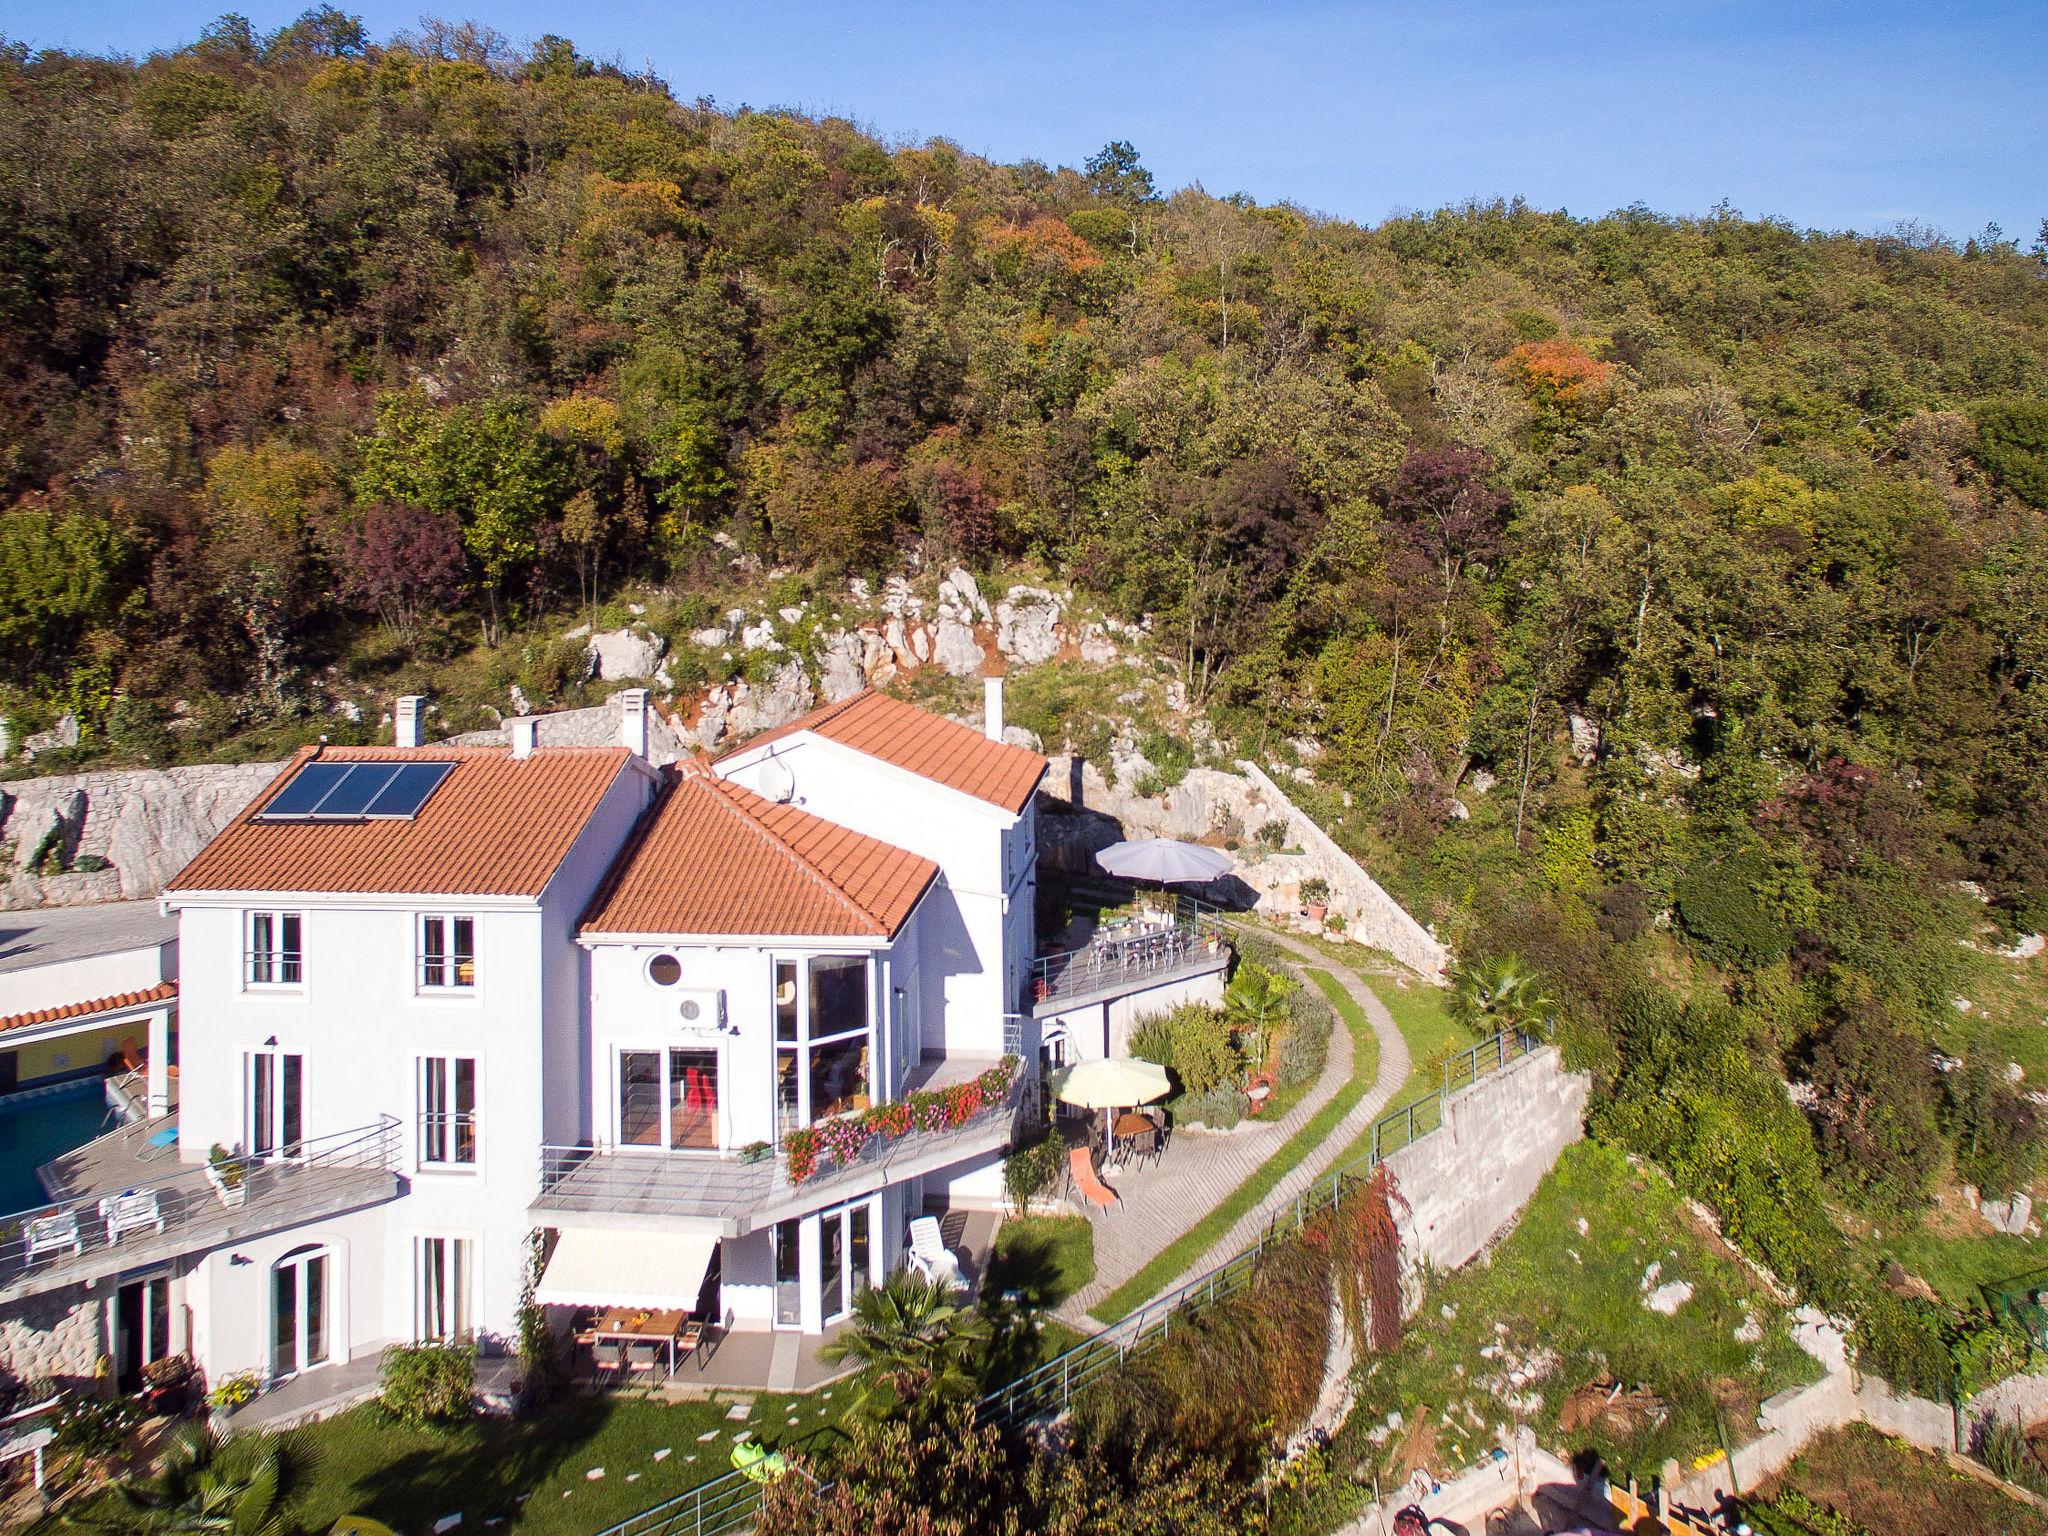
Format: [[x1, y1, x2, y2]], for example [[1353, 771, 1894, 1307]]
[[0, 504, 124, 684]]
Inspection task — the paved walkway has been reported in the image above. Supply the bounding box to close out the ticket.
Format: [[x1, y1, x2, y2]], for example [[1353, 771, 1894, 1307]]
[[1058, 931, 1411, 1323]]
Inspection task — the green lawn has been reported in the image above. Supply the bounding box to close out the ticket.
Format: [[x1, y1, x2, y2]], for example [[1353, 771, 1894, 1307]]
[[1089, 966, 1379, 1324], [1869, 1219, 2048, 1309], [1321, 967, 1475, 1171], [1344, 1141, 1822, 1482], [984, 1215, 1095, 1310], [267, 1392, 840, 1535]]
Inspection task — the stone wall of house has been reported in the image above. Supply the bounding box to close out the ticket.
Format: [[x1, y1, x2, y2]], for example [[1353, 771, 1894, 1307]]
[[0, 1286, 104, 1383], [1381, 1043, 1591, 1278]]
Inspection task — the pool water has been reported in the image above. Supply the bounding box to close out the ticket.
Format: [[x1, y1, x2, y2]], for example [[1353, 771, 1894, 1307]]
[[0, 1081, 113, 1213]]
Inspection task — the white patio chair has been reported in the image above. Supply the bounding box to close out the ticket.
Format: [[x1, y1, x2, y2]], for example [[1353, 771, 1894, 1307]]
[[905, 1216, 964, 1290], [100, 1189, 165, 1244], [23, 1211, 81, 1263]]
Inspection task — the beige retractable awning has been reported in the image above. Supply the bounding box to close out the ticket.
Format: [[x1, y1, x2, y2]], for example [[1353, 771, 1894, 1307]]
[[533, 1228, 718, 1310]]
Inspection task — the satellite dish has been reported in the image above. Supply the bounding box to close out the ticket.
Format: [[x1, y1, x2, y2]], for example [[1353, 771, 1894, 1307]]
[[758, 755, 797, 803]]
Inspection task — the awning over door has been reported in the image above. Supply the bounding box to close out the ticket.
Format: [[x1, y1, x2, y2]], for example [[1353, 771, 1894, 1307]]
[[533, 1227, 718, 1310]]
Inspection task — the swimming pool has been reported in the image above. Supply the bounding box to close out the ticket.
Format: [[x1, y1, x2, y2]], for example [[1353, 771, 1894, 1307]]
[[0, 1080, 114, 1213]]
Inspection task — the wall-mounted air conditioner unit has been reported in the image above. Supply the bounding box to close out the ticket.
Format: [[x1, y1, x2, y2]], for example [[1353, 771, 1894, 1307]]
[[676, 988, 726, 1030]]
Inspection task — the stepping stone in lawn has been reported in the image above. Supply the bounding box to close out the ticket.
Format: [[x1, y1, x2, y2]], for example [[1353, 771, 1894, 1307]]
[[652, 1447, 672, 1461], [586, 1469, 605, 1481], [733, 1430, 752, 1443], [787, 1417, 799, 1427], [724, 1403, 751, 1421], [696, 1430, 720, 1442], [628, 1474, 641, 1483]]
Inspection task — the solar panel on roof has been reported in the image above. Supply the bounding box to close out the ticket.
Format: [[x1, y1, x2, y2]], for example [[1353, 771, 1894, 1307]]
[[258, 762, 352, 818], [361, 761, 455, 818], [307, 763, 401, 817], [256, 759, 454, 821]]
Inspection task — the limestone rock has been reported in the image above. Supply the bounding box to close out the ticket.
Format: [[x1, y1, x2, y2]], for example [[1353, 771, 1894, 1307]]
[[818, 633, 866, 703], [587, 627, 664, 681], [994, 586, 1063, 665], [930, 618, 984, 677], [936, 566, 990, 625], [1077, 625, 1119, 665], [1567, 712, 1600, 765], [740, 620, 780, 653], [22, 713, 80, 759], [1644, 1280, 1694, 1316], [1467, 768, 1498, 796], [688, 628, 730, 648], [1984, 1192, 2033, 1234]]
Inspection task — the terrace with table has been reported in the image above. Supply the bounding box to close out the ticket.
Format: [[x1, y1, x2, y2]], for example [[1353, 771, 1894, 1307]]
[[1027, 892, 1232, 1020]]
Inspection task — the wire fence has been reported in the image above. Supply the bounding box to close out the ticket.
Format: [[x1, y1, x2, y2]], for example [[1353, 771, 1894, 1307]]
[[592, 1025, 1543, 1536]]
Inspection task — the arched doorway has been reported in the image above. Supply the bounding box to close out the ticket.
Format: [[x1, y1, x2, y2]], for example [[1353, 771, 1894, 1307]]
[[271, 1244, 331, 1379]]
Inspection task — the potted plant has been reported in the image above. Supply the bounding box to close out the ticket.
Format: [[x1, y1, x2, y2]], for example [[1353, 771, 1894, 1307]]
[[738, 1141, 771, 1165], [1299, 877, 1330, 923], [205, 1145, 247, 1209], [140, 1354, 194, 1417]]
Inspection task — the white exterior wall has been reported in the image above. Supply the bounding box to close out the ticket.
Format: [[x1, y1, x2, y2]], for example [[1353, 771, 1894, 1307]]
[[0, 940, 174, 1017], [166, 758, 653, 1375], [716, 739, 1039, 1054], [186, 1209, 386, 1378]]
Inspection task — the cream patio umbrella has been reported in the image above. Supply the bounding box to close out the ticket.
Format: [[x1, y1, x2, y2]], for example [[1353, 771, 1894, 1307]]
[[1050, 1057, 1171, 1160]]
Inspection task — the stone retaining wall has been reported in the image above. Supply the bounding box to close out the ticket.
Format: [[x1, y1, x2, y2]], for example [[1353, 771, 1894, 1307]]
[[0, 1286, 104, 1382]]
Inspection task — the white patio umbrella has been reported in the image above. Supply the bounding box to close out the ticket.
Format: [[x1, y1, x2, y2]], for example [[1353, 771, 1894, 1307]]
[[1050, 1057, 1172, 1160], [1094, 838, 1234, 885]]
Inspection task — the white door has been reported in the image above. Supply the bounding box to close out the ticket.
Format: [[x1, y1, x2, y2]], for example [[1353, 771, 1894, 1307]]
[[271, 1245, 331, 1378]]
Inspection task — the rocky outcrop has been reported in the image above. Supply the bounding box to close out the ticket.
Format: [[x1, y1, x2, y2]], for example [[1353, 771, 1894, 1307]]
[[586, 626, 665, 681], [1, 762, 284, 908]]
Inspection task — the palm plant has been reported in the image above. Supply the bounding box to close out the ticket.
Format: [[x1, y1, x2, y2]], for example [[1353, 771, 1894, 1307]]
[[818, 1269, 990, 1420], [1223, 962, 1294, 1074], [1450, 954, 1555, 1037], [63, 1422, 299, 1536]]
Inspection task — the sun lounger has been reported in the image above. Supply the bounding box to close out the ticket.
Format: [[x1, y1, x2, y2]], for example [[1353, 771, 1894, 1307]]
[[23, 1211, 81, 1263], [101, 1188, 165, 1243], [1069, 1147, 1121, 1211], [905, 1215, 964, 1289]]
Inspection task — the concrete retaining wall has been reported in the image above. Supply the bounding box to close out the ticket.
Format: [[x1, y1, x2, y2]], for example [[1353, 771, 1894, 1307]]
[[1382, 1044, 1590, 1276]]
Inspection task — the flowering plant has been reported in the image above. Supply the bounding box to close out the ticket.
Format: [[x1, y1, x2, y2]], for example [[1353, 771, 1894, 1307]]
[[785, 1055, 1022, 1183]]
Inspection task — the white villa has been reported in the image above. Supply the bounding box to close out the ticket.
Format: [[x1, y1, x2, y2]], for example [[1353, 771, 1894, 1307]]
[[0, 684, 1230, 1408]]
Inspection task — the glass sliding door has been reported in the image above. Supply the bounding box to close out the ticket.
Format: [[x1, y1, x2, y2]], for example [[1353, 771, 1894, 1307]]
[[247, 1052, 303, 1159], [618, 1050, 662, 1146], [271, 1245, 330, 1378], [618, 1048, 719, 1150], [774, 1219, 802, 1328], [815, 1197, 878, 1327]]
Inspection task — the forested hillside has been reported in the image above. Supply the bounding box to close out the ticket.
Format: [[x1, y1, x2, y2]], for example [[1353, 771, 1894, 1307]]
[[8, 13, 2048, 1352]]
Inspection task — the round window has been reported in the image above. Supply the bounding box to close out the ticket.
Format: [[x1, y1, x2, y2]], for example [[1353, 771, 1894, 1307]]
[[647, 954, 682, 987]]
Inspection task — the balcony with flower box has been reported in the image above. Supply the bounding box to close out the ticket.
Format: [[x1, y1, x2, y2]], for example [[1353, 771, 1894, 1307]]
[[530, 1055, 1025, 1236]]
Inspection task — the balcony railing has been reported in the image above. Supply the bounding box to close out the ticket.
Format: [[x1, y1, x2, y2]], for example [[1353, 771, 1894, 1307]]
[[2, 1118, 402, 1301], [1027, 894, 1231, 1012], [534, 1064, 1028, 1232]]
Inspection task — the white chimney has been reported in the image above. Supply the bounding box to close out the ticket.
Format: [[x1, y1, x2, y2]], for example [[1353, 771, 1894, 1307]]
[[509, 716, 538, 759], [394, 695, 425, 750], [983, 676, 1005, 744], [619, 689, 649, 758]]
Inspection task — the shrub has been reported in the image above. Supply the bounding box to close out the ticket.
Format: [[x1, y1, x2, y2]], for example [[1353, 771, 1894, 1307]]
[[1004, 1129, 1064, 1209], [379, 1341, 476, 1426], [1171, 1083, 1247, 1129], [1943, 1057, 2045, 1200], [53, 1392, 141, 1459], [1132, 728, 1194, 796], [1805, 1011, 1941, 1215], [1672, 849, 1790, 968], [206, 1371, 259, 1412], [1130, 1004, 1236, 1096], [1299, 877, 1331, 907], [1255, 819, 1288, 850]]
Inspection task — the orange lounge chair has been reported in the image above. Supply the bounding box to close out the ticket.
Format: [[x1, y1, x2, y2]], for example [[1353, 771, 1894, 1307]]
[[1069, 1146, 1121, 1211]]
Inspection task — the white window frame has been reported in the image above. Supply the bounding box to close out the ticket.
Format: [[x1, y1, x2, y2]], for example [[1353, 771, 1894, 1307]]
[[416, 1055, 480, 1172], [771, 954, 875, 1139], [244, 910, 304, 989], [413, 1234, 476, 1344], [416, 914, 478, 993], [244, 1048, 304, 1160]]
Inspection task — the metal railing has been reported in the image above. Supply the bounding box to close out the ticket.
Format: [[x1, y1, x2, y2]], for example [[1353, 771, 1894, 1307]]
[[536, 1069, 1029, 1225], [1026, 894, 1231, 1012], [592, 1027, 1544, 1536], [3, 1117, 402, 1295]]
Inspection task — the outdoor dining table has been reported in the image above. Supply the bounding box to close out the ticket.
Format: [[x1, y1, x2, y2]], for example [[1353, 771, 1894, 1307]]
[[587, 1307, 701, 1376]]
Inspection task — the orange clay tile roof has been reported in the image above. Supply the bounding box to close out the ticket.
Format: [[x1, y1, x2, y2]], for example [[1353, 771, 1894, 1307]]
[[0, 982, 177, 1037], [722, 689, 1046, 813], [165, 745, 636, 898], [581, 760, 938, 938]]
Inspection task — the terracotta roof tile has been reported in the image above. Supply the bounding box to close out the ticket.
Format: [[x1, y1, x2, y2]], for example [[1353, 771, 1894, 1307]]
[[0, 982, 177, 1037], [724, 689, 1045, 812], [166, 745, 635, 898], [581, 762, 938, 938]]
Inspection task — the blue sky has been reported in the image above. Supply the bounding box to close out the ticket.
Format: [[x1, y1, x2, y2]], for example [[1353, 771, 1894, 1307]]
[[8, 0, 2042, 240]]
